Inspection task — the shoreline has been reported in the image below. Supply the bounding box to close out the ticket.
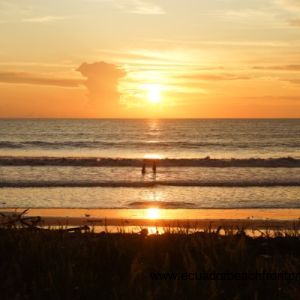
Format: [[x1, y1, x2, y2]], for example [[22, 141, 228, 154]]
[[1, 208, 300, 230], [1, 155, 300, 168]]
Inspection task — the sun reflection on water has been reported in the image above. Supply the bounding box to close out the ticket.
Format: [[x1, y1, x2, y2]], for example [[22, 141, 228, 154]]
[[143, 153, 164, 159]]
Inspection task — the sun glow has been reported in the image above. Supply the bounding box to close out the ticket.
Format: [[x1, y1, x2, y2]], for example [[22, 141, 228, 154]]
[[146, 208, 160, 219], [145, 84, 162, 104]]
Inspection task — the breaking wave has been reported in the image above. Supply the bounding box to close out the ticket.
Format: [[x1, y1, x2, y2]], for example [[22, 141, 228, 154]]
[[1, 140, 299, 150], [1, 156, 300, 168], [127, 201, 195, 208], [1, 179, 300, 188]]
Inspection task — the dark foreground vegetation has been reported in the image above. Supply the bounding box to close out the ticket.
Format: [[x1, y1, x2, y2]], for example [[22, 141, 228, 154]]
[[0, 228, 299, 300]]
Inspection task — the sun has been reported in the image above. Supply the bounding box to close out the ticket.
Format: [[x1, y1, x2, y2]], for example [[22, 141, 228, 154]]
[[146, 208, 160, 219], [145, 84, 162, 104]]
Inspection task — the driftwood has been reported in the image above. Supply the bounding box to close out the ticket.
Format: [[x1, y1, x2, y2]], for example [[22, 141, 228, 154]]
[[0, 209, 90, 232], [0, 209, 42, 229]]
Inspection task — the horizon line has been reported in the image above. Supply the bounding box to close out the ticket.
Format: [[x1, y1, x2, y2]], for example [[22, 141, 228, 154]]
[[0, 117, 300, 120]]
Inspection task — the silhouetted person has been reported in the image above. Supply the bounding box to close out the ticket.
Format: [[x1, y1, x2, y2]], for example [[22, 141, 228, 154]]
[[152, 160, 157, 174], [141, 162, 146, 175]]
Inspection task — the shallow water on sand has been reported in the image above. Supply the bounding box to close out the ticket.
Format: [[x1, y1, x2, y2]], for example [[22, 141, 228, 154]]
[[1, 186, 299, 209]]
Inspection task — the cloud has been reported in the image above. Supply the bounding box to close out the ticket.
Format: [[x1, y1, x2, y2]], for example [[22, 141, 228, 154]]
[[253, 65, 300, 71], [246, 95, 300, 101], [179, 73, 251, 81], [22, 15, 74, 23], [278, 0, 300, 9], [0, 61, 126, 107], [102, 0, 165, 15], [0, 71, 82, 87], [288, 19, 300, 26], [76, 61, 126, 104], [281, 78, 300, 85], [126, 0, 165, 15], [144, 38, 291, 49]]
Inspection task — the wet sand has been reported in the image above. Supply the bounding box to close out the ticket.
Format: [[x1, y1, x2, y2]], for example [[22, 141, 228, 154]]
[[1, 208, 300, 230]]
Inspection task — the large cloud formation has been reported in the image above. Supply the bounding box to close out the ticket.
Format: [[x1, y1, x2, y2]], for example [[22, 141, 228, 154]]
[[77, 62, 125, 105]]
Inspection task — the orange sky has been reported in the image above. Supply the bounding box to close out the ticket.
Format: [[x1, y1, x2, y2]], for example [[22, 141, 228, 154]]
[[1, 0, 300, 118]]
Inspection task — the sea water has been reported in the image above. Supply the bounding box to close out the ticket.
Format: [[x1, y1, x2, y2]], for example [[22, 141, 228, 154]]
[[0, 119, 299, 209]]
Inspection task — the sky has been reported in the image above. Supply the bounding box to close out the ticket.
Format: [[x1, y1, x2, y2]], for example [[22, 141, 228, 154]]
[[1, 0, 300, 118]]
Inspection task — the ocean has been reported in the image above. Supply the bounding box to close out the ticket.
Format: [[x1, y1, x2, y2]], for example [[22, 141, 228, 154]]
[[0, 119, 299, 209]]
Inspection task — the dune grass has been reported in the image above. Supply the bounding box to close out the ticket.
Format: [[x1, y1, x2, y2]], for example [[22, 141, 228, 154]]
[[0, 227, 299, 300]]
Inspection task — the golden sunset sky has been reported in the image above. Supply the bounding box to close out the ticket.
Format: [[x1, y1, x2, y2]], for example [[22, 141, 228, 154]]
[[1, 0, 300, 118]]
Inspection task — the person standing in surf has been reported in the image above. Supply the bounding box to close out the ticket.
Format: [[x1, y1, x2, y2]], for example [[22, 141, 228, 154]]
[[141, 161, 146, 175], [152, 160, 157, 174]]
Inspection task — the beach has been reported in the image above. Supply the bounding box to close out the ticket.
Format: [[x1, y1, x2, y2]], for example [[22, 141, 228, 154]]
[[1, 208, 300, 233]]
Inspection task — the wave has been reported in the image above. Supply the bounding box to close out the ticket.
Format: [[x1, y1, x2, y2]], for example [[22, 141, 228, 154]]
[[0, 141, 106, 149], [127, 201, 195, 208], [0, 140, 225, 149], [1, 180, 300, 188], [0, 156, 300, 168], [1, 140, 299, 150]]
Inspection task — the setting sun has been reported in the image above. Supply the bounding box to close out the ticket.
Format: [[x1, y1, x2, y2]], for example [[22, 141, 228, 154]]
[[146, 208, 160, 219], [145, 84, 162, 104]]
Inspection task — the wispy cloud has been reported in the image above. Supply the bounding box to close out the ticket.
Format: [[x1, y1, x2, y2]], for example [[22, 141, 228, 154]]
[[0, 71, 83, 87], [253, 65, 300, 71], [0, 62, 74, 69], [244, 95, 300, 102], [276, 0, 300, 25], [22, 15, 74, 23], [281, 78, 300, 85], [181, 73, 252, 81], [143, 38, 292, 49], [288, 19, 300, 26], [126, 0, 165, 15], [99, 0, 165, 15], [278, 0, 300, 10]]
